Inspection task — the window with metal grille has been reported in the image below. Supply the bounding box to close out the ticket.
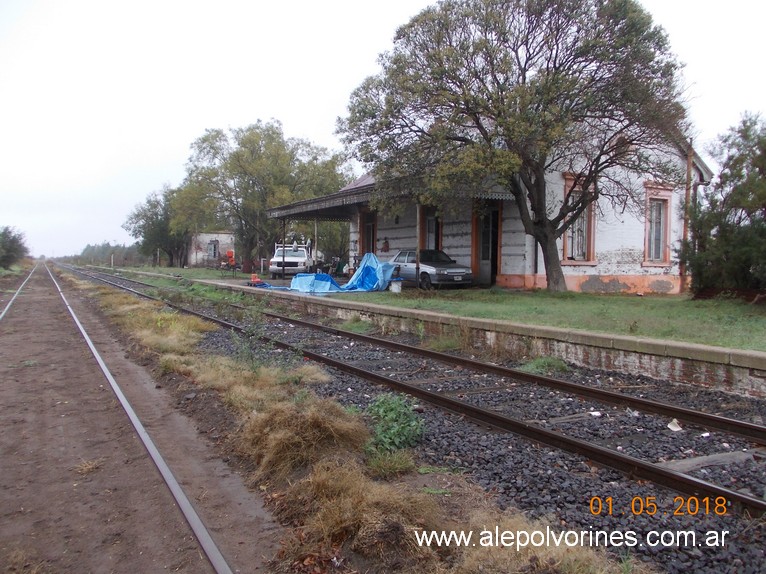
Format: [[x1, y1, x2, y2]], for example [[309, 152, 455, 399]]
[[566, 193, 589, 260], [647, 198, 666, 261], [643, 183, 673, 266], [561, 182, 595, 263]]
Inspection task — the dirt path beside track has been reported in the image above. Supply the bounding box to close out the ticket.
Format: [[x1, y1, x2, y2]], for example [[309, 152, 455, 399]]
[[0, 268, 280, 573]]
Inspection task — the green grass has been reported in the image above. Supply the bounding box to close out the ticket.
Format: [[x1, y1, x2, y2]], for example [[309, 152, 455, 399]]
[[365, 449, 416, 479], [337, 289, 766, 352], [108, 265, 238, 281], [339, 315, 375, 334], [0, 262, 31, 278], [519, 356, 570, 375]]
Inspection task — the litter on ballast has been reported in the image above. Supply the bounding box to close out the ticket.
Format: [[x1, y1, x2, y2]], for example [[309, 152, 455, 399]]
[[667, 418, 683, 432]]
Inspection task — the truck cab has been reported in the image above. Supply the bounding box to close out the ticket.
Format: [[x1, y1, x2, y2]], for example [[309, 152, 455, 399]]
[[269, 243, 314, 278]]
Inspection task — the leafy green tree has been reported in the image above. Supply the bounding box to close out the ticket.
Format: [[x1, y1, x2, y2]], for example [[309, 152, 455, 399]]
[[185, 120, 349, 273], [683, 114, 766, 294], [168, 180, 230, 238], [123, 186, 189, 267], [0, 226, 29, 269], [339, 0, 687, 291]]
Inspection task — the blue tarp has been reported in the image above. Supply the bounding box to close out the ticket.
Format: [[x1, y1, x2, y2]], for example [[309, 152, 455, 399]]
[[288, 253, 395, 293], [289, 273, 343, 292]]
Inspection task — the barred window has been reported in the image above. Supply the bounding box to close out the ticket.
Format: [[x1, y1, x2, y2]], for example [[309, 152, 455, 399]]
[[561, 178, 595, 263]]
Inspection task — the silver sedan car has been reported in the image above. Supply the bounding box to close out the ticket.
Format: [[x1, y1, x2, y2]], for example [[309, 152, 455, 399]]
[[389, 249, 473, 289]]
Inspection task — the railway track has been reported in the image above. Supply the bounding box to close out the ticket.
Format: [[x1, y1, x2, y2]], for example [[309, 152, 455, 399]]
[[67, 265, 766, 518], [0, 264, 270, 574]]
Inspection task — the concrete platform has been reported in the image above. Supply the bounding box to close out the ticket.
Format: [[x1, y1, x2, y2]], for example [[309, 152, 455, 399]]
[[200, 277, 766, 398]]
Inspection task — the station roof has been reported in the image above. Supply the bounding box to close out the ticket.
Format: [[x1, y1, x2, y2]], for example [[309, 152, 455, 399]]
[[266, 174, 375, 222], [265, 172, 515, 222]]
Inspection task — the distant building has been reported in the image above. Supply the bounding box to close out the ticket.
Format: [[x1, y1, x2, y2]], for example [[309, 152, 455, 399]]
[[188, 231, 236, 267]]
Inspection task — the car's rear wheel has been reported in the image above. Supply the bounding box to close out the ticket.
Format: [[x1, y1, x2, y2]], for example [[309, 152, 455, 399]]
[[419, 272, 433, 290]]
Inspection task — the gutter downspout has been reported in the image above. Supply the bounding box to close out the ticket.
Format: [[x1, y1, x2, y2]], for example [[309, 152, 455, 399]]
[[680, 140, 693, 293]]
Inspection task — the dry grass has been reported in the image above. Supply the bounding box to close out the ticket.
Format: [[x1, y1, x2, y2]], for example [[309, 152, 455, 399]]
[[3, 547, 50, 573], [189, 358, 317, 414], [86, 284, 216, 355], [133, 311, 216, 354], [157, 353, 199, 377], [273, 459, 445, 574], [193, 356, 264, 391], [272, 463, 657, 574], [238, 399, 369, 481], [73, 458, 103, 476], [282, 363, 332, 385]]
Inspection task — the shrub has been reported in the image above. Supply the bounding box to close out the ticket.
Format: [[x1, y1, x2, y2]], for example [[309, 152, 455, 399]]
[[0, 226, 29, 270], [366, 393, 424, 452]]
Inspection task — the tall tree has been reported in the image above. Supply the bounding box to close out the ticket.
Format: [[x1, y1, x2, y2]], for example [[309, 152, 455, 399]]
[[0, 226, 29, 269], [339, 0, 687, 291], [185, 120, 349, 273], [123, 186, 189, 267], [168, 180, 229, 238], [683, 113, 766, 293]]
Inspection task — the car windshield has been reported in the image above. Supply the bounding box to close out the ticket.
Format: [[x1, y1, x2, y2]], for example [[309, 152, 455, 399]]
[[274, 248, 305, 258], [420, 250, 453, 263]]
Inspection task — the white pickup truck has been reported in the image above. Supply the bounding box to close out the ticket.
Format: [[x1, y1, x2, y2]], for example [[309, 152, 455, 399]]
[[269, 243, 314, 278]]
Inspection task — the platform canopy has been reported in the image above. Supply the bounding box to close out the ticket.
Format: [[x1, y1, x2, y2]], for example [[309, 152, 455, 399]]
[[266, 174, 375, 222]]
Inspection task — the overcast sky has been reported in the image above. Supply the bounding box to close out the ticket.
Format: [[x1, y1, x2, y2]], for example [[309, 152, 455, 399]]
[[1, 0, 763, 258]]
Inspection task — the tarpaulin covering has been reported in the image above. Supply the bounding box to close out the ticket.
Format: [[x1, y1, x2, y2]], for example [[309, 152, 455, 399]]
[[288, 253, 395, 293], [289, 273, 343, 293]]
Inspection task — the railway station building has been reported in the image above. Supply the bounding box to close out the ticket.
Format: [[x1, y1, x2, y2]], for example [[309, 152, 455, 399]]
[[267, 147, 713, 294]]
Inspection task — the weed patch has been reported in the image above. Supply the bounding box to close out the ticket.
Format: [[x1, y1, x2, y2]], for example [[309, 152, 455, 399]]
[[340, 314, 375, 334], [425, 334, 462, 353], [519, 356, 571, 375], [157, 353, 198, 377], [366, 393, 424, 452], [366, 449, 416, 479]]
